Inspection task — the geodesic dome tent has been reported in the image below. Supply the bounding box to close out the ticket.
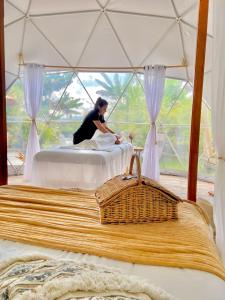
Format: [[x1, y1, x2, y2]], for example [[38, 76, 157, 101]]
[[4, 0, 225, 275], [4, 0, 212, 104]]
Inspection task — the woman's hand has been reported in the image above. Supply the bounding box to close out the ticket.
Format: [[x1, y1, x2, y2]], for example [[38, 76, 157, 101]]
[[115, 135, 121, 144]]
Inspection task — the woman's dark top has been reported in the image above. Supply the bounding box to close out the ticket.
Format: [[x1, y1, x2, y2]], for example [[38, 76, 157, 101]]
[[73, 109, 105, 144]]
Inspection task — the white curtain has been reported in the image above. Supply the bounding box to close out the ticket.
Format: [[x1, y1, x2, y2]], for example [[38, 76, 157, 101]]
[[23, 64, 44, 180], [211, 0, 225, 263], [142, 65, 165, 181]]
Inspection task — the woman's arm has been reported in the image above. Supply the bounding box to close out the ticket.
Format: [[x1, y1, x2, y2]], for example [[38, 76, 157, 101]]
[[103, 123, 115, 134], [93, 121, 121, 144], [103, 123, 122, 139], [93, 120, 110, 133], [94, 120, 121, 140]]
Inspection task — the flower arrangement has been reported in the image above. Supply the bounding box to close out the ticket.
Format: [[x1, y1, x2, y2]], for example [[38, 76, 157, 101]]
[[128, 132, 135, 144], [17, 152, 25, 162]]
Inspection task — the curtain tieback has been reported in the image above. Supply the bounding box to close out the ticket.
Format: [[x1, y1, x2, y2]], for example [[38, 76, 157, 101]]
[[150, 122, 157, 144], [218, 156, 225, 162], [30, 118, 38, 130]]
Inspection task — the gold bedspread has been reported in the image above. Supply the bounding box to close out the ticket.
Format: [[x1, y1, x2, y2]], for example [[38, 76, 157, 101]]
[[0, 185, 224, 281]]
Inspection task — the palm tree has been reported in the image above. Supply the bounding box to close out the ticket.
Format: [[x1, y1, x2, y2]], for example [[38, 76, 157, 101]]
[[53, 92, 82, 119], [95, 73, 131, 99]]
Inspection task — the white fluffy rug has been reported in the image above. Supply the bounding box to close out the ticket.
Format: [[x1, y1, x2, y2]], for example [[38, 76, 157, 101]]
[[0, 256, 177, 300]]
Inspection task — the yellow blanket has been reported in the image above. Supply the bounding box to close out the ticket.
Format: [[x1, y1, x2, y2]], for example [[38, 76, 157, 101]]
[[0, 185, 224, 281]]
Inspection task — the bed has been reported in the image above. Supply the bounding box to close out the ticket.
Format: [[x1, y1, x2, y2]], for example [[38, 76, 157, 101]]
[[0, 185, 224, 300], [31, 142, 133, 189]]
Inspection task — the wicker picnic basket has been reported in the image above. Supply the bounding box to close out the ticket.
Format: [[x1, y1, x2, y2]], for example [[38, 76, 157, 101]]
[[96, 154, 182, 224]]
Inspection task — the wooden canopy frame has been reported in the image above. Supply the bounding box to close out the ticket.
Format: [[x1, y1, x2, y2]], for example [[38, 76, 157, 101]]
[[188, 0, 209, 201], [0, 0, 7, 185], [0, 0, 209, 197]]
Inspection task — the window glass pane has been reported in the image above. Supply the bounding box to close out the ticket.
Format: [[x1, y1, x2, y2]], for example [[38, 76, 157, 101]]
[[6, 79, 27, 175]]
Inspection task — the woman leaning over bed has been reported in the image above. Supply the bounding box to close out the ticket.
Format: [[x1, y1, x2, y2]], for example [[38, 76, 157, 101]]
[[73, 97, 119, 144]]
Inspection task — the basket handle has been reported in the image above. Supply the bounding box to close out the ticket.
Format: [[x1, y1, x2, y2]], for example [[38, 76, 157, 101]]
[[129, 154, 142, 184]]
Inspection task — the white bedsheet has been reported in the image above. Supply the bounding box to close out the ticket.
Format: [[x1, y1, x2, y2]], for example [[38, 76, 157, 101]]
[[31, 143, 133, 189], [0, 240, 224, 300]]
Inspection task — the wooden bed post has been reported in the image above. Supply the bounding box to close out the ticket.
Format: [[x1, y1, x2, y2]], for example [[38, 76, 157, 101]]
[[0, 0, 8, 185], [187, 0, 209, 201]]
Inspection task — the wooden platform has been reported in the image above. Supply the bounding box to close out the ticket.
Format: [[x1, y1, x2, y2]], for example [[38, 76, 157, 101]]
[[160, 175, 213, 203]]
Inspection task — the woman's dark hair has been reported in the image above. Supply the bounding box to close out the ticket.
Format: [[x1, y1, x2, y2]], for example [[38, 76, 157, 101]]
[[94, 97, 108, 111]]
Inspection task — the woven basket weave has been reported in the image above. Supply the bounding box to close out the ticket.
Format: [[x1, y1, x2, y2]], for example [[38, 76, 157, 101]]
[[96, 154, 182, 224]]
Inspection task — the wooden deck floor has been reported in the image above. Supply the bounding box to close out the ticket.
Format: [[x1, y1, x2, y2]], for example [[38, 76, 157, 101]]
[[160, 175, 214, 202], [8, 174, 214, 202]]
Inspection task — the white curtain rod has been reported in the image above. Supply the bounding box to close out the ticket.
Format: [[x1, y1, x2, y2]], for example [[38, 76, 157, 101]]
[[19, 63, 187, 72]]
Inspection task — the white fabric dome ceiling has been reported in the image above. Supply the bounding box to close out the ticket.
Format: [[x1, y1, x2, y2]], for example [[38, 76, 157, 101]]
[[4, 0, 212, 104]]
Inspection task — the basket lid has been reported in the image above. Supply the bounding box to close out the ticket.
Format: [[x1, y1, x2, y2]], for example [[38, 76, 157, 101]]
[[95, 174, 182, 207], [141, 176, 182, 202], [96, 154, 182, 207], [96, 175, 139, 206]]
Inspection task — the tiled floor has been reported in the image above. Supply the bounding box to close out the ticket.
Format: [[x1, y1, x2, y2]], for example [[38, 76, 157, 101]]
[[8, 174, 214, 202]]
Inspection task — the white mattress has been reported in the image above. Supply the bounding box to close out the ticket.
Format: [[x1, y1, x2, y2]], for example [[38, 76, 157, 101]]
[[31, 143, 133, 189], [0, 239, 224, 300]]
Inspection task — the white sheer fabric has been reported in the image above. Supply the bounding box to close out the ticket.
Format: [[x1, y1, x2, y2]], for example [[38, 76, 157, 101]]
[[142, 65, 165, 181], [211, 0, 225, 263], [23, 64, 44, 180]]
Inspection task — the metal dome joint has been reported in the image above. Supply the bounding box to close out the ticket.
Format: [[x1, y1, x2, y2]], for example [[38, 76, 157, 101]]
[[176, 17, 182, 24]]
